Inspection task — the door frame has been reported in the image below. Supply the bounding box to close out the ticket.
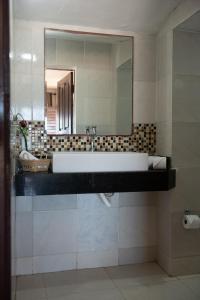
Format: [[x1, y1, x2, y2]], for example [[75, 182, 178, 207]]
[[0, 0, 11, 299]]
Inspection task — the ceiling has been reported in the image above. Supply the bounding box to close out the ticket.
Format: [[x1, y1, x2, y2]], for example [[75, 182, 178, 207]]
[[45, 69, 70, 88], [46, 29, 131, 43], [177, 10, 200, 32], [14, 0, 183, 34]]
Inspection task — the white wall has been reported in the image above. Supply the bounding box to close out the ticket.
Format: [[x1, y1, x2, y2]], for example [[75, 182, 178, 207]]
[[13, 20, 44, 120], [134, 35, 156, 124], [156, 0, 200, 156], [13, 19, 157, 275], [12, 19, 156, 125], [16, 193, 157, 275], [156, 0, 200, 276], [172, 29, 200, 273], [156, 31, 173, 156]]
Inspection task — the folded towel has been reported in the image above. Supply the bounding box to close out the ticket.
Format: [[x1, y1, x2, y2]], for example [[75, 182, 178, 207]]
[[148, 156, 167, 169], [19, 150, 38, 160]]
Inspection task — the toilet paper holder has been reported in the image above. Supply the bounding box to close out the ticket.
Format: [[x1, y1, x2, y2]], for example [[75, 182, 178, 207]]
[[184, 209, 200, 216], [183, 210, 200, 229]]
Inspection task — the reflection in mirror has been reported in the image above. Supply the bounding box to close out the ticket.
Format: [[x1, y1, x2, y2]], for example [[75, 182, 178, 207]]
[[45, 69, 74, 134], [45, 29, 133, 135]]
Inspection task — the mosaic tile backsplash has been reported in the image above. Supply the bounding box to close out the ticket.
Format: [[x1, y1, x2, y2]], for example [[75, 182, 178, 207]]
[[15, 121, 156, 158]]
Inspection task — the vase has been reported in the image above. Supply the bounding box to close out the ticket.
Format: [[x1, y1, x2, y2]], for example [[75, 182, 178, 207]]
[[20, 136, 31, 151]]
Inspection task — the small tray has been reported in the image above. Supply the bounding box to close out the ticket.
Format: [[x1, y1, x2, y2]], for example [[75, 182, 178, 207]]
[[20, 159, 51, 172]]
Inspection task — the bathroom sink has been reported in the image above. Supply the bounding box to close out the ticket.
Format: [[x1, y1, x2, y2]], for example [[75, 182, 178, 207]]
[[52, 152, 148, 173]]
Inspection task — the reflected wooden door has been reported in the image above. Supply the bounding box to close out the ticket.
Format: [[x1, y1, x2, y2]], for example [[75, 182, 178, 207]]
[[57, 72, 74, 134]]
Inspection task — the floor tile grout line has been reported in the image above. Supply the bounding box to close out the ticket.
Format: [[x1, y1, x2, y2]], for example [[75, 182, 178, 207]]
[[37, 268, 121, 299], [103, 269, 200, 300], [177, 274, 200, 280], [103, 267, 127, 300], [15, 273, 48, 300], [15, 267, 200, 300], [40, 273, 49, 300], [41, 273, 49, 300], [176, 276, 200, 298]]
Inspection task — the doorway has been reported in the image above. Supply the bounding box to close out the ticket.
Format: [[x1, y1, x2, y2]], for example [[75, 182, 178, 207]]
[[45, 69, 75, 135]]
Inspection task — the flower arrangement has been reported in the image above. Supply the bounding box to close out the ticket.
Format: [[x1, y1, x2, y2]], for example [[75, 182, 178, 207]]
[[13, 113, 29, 151]]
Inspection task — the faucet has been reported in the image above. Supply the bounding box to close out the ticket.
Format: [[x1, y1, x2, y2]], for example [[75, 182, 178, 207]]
[[91, 126, 96, 152], [86, 126, 90, 135], [86, 126, 96, 151]]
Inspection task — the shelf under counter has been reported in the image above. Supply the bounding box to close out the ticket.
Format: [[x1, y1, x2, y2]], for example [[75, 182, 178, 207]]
[[15, 169, 176, 196]]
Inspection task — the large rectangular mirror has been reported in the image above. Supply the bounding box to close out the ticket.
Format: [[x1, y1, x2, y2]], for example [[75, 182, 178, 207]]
[[45, 29, 133, 135]]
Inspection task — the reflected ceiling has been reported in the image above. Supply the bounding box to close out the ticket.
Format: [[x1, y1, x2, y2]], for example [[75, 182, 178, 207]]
[[177, 10, 200, 32]]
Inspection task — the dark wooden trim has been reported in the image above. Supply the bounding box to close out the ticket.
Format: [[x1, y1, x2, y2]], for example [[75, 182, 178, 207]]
[[0, 0, 11, 299]]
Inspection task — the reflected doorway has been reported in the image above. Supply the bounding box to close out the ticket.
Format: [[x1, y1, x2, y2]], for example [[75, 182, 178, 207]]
[[45, 69, 75, 134]]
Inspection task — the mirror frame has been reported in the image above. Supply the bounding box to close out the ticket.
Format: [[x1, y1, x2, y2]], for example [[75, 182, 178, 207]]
[[44, 28, 134, 136]]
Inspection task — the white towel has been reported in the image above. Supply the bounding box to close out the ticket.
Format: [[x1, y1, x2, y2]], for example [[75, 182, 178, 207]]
[[148, 156, 167, 169], [19, 150, 38, 160]]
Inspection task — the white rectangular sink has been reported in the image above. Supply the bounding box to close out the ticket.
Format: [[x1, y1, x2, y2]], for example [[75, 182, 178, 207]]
[[52, 152, 148, 173]]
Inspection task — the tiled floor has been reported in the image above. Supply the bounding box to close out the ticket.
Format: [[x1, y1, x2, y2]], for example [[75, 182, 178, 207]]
[[16, 262, 200, 300]]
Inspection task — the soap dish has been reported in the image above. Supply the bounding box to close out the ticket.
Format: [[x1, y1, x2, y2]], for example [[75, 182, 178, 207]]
[[20, 159, 51, 172]]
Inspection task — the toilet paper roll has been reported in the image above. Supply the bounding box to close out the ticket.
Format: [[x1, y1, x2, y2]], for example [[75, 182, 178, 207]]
[[182, 215, 200, 229]]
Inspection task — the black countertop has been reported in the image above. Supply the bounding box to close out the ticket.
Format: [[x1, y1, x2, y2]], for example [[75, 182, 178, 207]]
[[15, 169, 176, 196]]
